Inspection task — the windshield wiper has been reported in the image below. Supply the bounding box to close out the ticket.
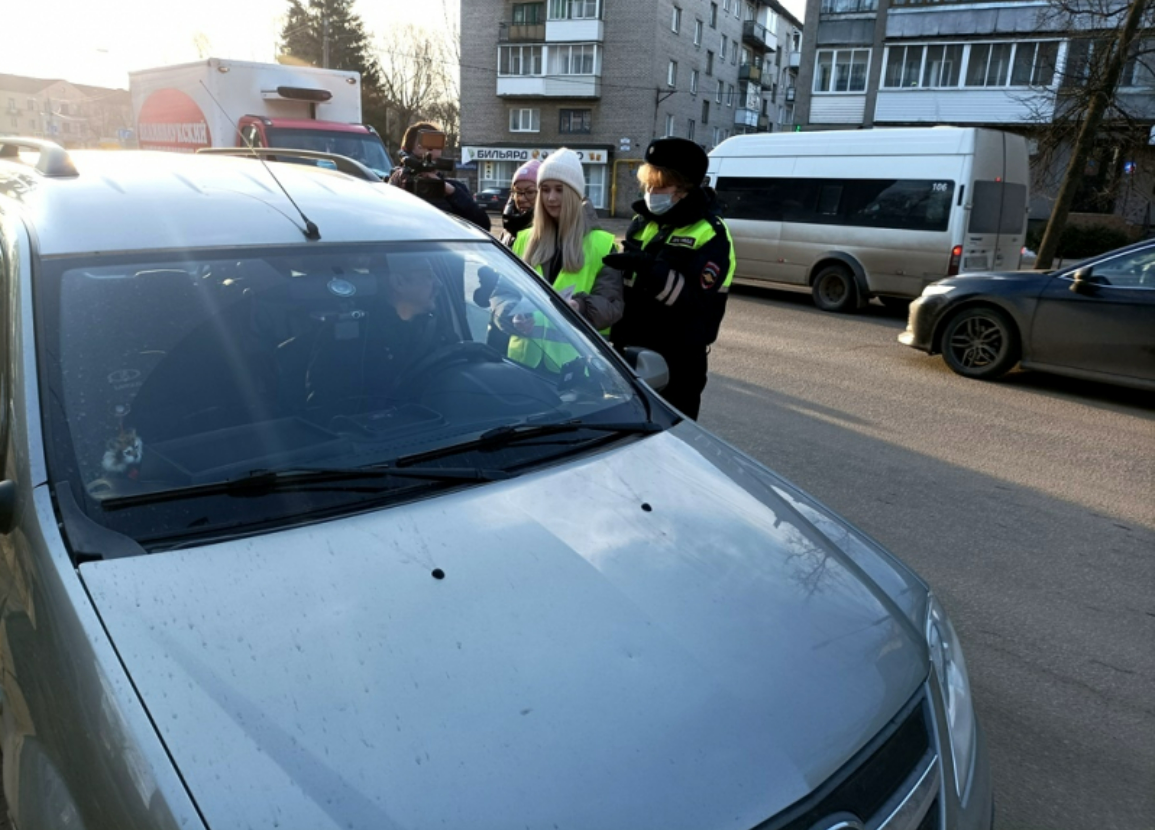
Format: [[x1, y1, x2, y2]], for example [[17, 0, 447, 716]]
[[393, 420, 663, 467], [99, 464, 509, 511]]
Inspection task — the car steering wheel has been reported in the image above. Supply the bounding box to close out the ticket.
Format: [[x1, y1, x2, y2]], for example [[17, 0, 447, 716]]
[[388, 341, 506, 395]]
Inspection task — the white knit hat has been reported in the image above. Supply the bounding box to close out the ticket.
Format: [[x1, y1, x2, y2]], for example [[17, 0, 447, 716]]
[[537, 148, 585, 198]]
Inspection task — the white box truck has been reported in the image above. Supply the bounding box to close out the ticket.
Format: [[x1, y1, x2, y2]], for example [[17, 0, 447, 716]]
[[129, 58, 393, 176]]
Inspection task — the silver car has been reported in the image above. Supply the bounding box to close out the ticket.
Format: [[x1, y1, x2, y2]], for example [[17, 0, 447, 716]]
[[0, 140, 991, 830]]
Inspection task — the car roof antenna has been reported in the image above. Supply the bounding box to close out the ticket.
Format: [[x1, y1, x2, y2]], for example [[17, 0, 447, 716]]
[[197, 80, 321, 240]]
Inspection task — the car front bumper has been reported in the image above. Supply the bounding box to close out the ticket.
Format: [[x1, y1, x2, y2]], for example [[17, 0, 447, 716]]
[[899, 293, 952, 355]]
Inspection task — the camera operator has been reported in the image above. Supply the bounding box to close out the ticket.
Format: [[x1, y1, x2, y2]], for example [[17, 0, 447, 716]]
[[388, 122, 490, 232]]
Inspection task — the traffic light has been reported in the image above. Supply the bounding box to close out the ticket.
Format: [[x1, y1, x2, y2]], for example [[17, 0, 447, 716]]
[[794, 125, 803, 132]]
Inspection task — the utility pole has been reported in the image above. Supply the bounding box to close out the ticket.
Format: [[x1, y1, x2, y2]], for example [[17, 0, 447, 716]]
[[322, 16, 330, 68]]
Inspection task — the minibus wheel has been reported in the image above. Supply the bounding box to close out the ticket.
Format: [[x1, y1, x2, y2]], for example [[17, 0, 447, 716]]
[[940, 306, 1020, 380], [811, 264, 858, 313]]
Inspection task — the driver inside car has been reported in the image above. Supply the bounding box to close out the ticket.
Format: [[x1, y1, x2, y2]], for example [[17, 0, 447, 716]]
[[304, 257, 458, 414]]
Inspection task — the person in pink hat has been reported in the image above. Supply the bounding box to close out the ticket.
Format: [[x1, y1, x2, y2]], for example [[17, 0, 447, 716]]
[[498, 158, 542, 246]]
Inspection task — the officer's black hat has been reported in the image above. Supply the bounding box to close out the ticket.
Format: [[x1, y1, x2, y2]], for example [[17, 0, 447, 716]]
[[643, 137, 709, 186]]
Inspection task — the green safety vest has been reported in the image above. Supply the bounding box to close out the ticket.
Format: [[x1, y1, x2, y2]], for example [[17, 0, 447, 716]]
[[630, 216, 736, 292], [509, 228, 616, 372]]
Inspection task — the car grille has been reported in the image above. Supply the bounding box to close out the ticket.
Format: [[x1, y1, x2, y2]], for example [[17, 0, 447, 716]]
[[752, 687, 939, 830]]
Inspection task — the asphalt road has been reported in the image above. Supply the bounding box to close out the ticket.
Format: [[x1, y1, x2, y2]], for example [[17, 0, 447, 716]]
[[697, 284, 1155, 829]]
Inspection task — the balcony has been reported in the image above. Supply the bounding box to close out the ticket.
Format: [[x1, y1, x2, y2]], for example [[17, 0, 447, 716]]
[[788, 51, 801, 70], [785, 86, 796, 102], [734, 107, 759, 127], [742, 20, 768, 51], [496, 75, 601, 98], [739, 63, 762, 84], [499, 23, 546, 42], [546, 18, 604, 42]]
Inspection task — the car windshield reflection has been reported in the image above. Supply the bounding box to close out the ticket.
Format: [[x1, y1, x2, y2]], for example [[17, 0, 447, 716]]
[[44, 241, 651, 543]]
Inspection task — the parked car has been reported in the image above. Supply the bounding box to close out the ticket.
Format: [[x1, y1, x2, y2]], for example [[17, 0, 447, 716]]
[[0, 138, 991, 830], [900, 238, 1155, 389], [475, 185, 510, 211]]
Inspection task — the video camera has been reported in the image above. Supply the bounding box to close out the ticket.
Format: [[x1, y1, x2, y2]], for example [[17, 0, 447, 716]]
[[397, 130, 456, 201]]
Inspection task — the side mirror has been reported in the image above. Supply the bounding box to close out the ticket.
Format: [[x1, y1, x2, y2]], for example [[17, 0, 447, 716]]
[[1069, 267, 1098, 294], [622, 347, 670, 392]]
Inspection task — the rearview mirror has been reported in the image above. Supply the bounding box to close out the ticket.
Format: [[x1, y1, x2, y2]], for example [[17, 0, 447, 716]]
[[621, 347, 670, 392]]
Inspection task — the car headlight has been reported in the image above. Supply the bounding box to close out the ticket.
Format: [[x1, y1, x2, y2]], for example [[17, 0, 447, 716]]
[[926, 594, 977, 798], [921, 284, 958, 297]]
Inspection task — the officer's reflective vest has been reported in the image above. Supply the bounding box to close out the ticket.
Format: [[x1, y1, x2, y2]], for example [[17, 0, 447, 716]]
[[629, 216, 736, 294], [508, 228, 616, 372]]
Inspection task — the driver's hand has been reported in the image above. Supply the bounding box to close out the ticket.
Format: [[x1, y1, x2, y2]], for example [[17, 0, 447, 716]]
[[512, 313, 535, 335]]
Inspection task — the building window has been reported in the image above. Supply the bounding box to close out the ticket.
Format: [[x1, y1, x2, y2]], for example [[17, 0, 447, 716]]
[[1121, 39, 1155, 87], [883, 45, 924, 88], [672, 5, 681, 32], [710, 2, 718, 27], [499, 45, 544, 76], [548, 0, 600, 20], [712, 126, 722, 146], [8, 117, 16, 129], [27, 98, 35, 111], [688, 119, 696, 140], [585, 165, 607, 209], [923, 45, 964, 88], [512, 2, 544, 24], [665, 114, 675, 136], [716, 79, 724, 103], [690, 69, 699, 94], [964, 43, 1013, 87], [559, 108, 592, 133], [813, 48, 870, 93], [1010, 41, 1060, 86], [694, 19, 703, 46], [702, 99, 710, 124], [549, 43, 601, 74], [706, 50, 715, 75], [668, 60, 678, 87], [721, 35, 728, 61], [509, 108, 541, 132], [728, 84, 736, 107]]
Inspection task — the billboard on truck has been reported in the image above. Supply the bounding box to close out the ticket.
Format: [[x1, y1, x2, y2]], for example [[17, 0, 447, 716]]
[[129, 58, 391, 174]]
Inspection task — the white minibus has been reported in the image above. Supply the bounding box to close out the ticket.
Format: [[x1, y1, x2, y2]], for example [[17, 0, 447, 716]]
[[706, 127, 1030, 312]]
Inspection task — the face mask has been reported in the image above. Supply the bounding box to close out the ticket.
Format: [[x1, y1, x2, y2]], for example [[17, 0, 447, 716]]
[[645, 192, 675, 215]]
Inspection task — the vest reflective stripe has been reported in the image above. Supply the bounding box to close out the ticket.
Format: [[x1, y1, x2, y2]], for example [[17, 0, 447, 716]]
[[508, 229, 616, 371], [633, 216, 736, 289]]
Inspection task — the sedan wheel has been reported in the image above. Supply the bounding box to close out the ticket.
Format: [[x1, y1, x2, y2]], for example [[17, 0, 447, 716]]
[[941, 307, 1020, 379]]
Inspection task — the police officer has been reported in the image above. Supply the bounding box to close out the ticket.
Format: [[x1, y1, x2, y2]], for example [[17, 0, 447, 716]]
[[604, 137, 735, 420]]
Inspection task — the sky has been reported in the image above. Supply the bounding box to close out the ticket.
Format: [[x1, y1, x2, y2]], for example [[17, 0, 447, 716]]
[[3, 0, 805, 91], [1, 0, 453, 89]]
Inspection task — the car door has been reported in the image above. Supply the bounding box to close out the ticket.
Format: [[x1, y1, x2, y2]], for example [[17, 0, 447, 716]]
[[1027, 245, 1155, 382]]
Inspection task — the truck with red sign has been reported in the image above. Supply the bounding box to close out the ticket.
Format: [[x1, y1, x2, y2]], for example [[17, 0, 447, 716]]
[[129, 58, 393, 177]]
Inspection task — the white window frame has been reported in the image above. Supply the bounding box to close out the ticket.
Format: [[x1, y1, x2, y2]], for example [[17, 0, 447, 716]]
[[694, 19, 703, 47], [716, 79, 724, 103], [1121, 39, 1155, 88], [728, 83, 736, 107], [721, 35, 728, 61], [668, 60, 678, 87], [548, 0, 600, 20], [498, 45, 544, 76], [509, 108, 541, 133], [664, 113, 676, 136], [690, 69, 700, 94], [813, 48, 871, 93], [672, 5, 682, 32], [548, 43, 601, 75]]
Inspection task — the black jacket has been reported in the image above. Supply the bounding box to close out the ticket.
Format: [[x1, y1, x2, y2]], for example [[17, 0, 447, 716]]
[[389, 155, 491, 232], [611, 188, 734, 352]]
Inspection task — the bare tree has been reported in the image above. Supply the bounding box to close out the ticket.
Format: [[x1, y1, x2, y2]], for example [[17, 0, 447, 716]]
[[1032, 0, 1154, 267], [374, 22, 460, 157]]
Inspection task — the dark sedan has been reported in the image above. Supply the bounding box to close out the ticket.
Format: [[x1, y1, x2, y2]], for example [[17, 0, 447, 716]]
[[476, 186, 510, 211], [900, 238, 1155, 390]]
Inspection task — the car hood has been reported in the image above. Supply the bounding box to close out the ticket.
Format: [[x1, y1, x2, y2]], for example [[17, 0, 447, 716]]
[[81, 427, 928, 830], [939, 270, 1056, 290]]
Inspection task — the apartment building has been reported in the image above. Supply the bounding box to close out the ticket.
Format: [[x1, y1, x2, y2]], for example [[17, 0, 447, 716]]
[[792, 0, 1155, 230], [460, 0, 804, 216], [0, 73, 133, 149]]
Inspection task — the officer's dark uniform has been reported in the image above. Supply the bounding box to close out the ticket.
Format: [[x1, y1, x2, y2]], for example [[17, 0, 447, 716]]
[[607, 138, 735, 420]]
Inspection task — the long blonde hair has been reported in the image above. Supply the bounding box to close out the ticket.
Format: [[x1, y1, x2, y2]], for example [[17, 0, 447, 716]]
[[523, 183, 589, 274]]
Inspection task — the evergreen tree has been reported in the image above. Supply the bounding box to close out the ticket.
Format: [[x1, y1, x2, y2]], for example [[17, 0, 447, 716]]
[[278, 0, 380, 89]]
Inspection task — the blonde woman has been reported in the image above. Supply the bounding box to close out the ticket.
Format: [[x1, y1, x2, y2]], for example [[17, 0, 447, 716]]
[[499, 148, 623, 372]]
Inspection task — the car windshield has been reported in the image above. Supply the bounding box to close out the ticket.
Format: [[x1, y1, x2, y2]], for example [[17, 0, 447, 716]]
[[266, 128, 393, 175], [41, 240, 652, 548]]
